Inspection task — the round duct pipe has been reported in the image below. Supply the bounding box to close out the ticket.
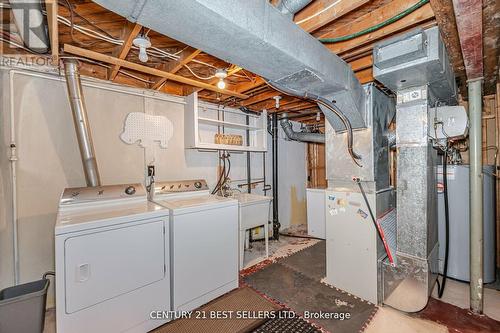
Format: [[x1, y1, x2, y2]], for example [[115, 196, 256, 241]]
[[64, 60, 101, 187], [276, 0, 313, 17]]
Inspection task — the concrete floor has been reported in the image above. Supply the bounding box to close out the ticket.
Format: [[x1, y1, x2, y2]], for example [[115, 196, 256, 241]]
[[44, 236, 500, 333]]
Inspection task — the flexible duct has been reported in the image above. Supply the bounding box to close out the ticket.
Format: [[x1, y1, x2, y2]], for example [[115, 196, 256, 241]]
[[64, 60, 101, 187], [276, 0, 313, 17], [280, 118, 324, 143]]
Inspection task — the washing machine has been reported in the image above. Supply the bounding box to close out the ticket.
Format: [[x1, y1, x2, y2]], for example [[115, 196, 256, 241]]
[[151, 179, 239, 312], [55, 183, 170, 333]]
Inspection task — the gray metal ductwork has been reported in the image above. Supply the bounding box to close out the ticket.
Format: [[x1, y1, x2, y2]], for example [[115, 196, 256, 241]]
[[276, 0, 313, 18], [64, 60, 101, 187], [280, 117, 324, 143], [374, 26, 457, 312], [91, 0, 366, 133]]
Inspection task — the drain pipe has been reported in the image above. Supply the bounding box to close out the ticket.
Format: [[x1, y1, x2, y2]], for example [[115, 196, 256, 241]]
[[468, 77, 483, 314], [64, 60, 101, 187], [271, 113, 280, 240], [280, 115, 324, 144]]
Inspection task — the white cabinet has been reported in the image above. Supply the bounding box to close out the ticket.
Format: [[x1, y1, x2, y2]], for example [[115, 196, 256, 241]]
[[185, 92, 267, 152], [306, 188, 326, 239]]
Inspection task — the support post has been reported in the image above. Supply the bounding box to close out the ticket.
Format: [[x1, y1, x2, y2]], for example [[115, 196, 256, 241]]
[[272, 114, 280, 240], [468, 77, 484, 314]]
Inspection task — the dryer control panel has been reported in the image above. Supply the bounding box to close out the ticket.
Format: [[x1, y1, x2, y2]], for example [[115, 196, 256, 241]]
[[60, 183, 146, 206], [154, 179, 209, 195]]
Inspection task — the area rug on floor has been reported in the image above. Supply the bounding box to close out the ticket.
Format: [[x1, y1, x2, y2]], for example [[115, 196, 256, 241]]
[[244, 241, 377, 333], [278, 240, 326, 281], [252, 311, 321, 333], [152, 287, 280, 333]]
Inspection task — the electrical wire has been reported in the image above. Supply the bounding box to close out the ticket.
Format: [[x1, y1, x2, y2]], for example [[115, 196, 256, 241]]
[[296, 0, 341, 25], [0, 36, 40, 54], [183, 64, 216, 80], [4, 1, 237, 84], [355, 178, 394, 265], [437, 150, 449, 298], [319, 0, 430, 43], [119, 70, 155, 84]]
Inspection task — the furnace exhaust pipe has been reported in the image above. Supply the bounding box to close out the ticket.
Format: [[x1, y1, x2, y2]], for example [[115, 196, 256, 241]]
[[64, 60, 101, 187]]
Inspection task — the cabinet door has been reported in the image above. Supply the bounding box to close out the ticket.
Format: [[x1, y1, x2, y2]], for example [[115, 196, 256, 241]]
[[64, 220, 166, 313]]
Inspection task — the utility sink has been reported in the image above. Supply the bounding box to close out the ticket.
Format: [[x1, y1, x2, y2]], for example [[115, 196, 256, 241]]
[[232, 193, 272, 269]]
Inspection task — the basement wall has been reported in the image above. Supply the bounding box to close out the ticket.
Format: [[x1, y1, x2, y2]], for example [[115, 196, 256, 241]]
[[0, 67, 307, 307]]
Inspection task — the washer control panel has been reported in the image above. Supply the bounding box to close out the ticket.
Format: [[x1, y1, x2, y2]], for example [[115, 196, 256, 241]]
[[60, 183, 146, 206], [154, 179, 209, 194]]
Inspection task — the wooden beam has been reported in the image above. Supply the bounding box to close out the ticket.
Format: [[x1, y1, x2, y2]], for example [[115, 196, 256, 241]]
[[232, 77, 266, 94], [240, 90, 279, 106], [320, 0, 435, 54], [350, 55, 373, 72], [45, 0, 58, 62], [63, 44, 249, 99], [355, 68, 374, 84], [295, 0, 371, 33], [108, 22, 142, 81], [429, 0, 465, 79], [452, 0, 483, 79], [151, 47, 202, 90], [482, 0, 500, 94], [186, 65, 244, 95]]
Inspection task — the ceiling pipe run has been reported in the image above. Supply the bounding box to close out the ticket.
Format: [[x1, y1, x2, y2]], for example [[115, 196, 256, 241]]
[[63, 60, 101, 187]]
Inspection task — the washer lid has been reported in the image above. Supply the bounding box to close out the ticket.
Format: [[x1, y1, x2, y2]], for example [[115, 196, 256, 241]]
[[154, 194, 237, 215]]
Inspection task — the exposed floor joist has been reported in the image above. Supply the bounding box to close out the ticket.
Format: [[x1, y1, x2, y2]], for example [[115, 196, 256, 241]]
[[294, 0, 371, 33], [429, 0, 466, 93], [108, 22, 142, 81], [151, 47, 202, 90], [321, 0, 435, 54], [452, 0, 483, 80], [63, 44, 249, 99]]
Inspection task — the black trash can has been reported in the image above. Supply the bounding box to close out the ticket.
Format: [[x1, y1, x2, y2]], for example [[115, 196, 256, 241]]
[[0, 278, 50, 333]]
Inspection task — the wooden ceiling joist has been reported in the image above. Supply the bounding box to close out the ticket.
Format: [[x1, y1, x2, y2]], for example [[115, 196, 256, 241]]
[[108, 22, 143, 81], [295, 0, 371, 33], [63, 44, 249, 99], [321, 0, 435, 55], [151, 47, 202, 90], [452, 0, 483, 80], [429, 0, 464, 76], [240, 90, 280, 107], [44, 0, 59, 62], [186, 65, 244, 95]]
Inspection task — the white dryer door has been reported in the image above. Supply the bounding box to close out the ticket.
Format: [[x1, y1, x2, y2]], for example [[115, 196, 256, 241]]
[[64, 220, 166, 313]]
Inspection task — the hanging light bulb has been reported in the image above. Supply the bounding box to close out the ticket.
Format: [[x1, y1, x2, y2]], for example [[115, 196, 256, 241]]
[[215, 68, 228, 90], [217, 78, 226, 90], [316, 111, 321, 121], [132, 34, 152, 63]]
